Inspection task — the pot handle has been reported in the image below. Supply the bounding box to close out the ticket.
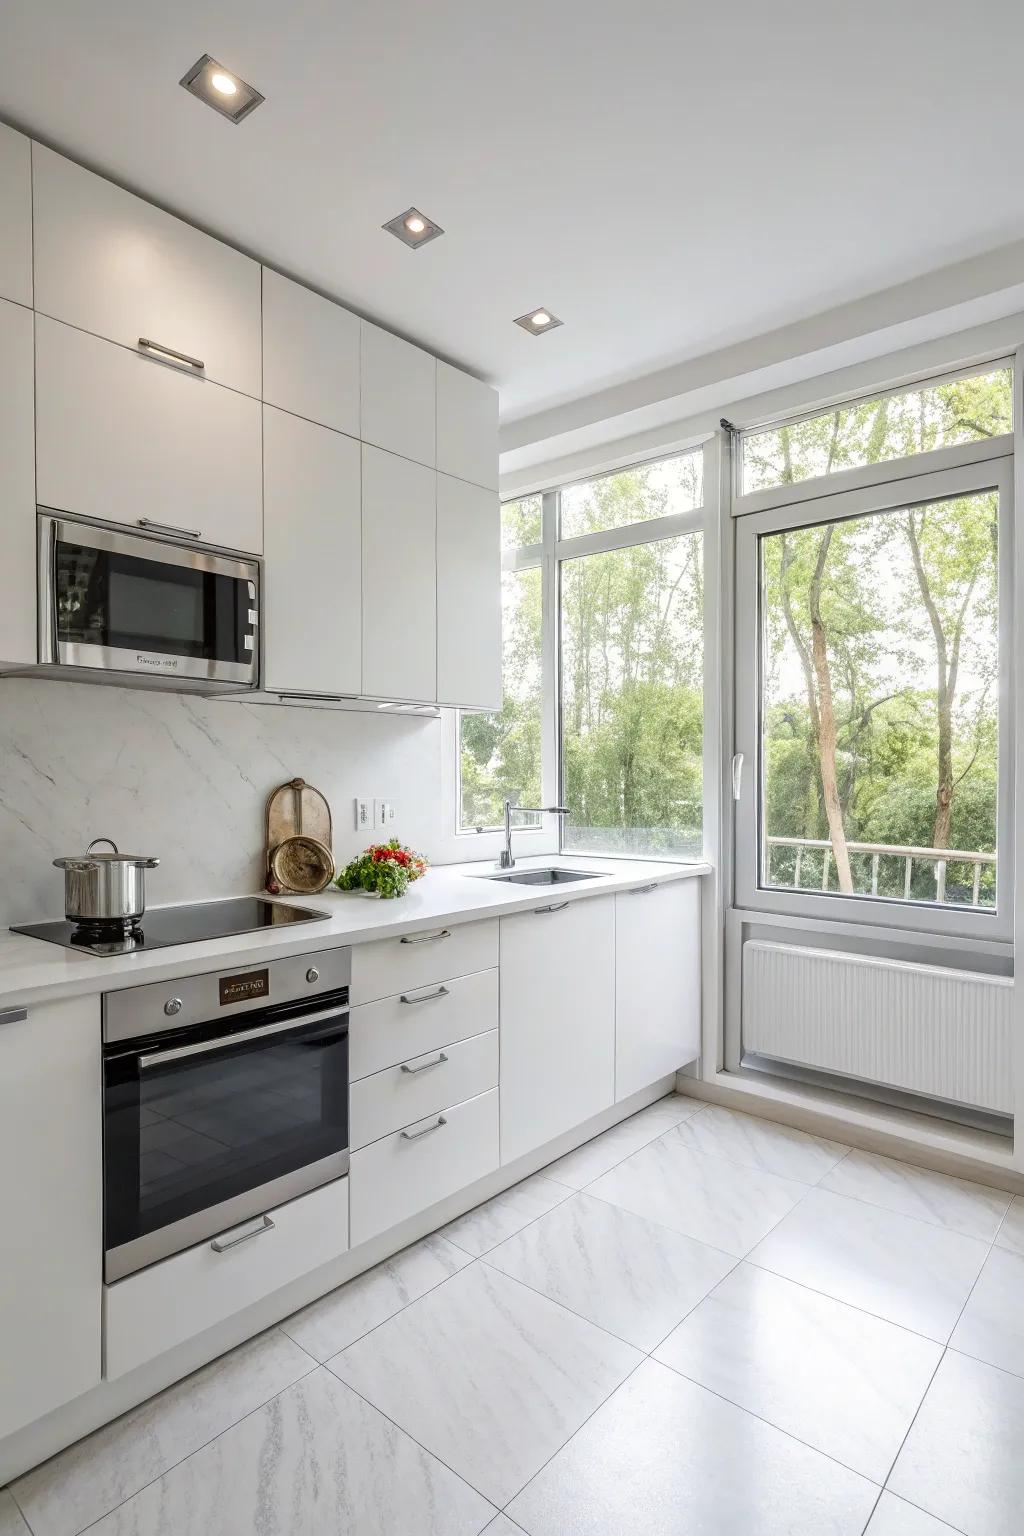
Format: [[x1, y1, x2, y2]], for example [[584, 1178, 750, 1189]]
[[86, 837, 120, 856]]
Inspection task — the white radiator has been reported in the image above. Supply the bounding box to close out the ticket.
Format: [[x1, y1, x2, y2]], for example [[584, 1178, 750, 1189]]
[[742, 940, 1013, 1113]]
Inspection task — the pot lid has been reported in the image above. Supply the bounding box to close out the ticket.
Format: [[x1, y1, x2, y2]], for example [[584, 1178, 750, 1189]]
[[54, 837, 159, 870]]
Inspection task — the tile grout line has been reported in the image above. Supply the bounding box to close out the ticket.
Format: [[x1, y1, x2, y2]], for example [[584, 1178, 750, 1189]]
[[541, 1099, 710, 1195]]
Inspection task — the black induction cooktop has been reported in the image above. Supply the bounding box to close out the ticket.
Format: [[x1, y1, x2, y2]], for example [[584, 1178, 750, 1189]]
[[11, 897, 330, 956]]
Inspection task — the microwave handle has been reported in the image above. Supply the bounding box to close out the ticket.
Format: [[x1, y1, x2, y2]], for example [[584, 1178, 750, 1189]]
[[138, 1005, 347, 1071]]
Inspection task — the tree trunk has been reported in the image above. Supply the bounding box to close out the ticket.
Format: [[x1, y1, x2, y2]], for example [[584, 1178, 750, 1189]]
[[807, 528, 854, 892]]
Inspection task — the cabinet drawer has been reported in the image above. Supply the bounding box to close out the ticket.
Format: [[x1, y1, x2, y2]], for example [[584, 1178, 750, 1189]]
[[36, 317, 263, 554], [104, 1177, 349, 1379], [33, 146, 261, 397], [351, 1029, 498, 1150], [350, 1089, 498, 1247], [350, 967, 498, 1080], [351, 918, 498, 1005]]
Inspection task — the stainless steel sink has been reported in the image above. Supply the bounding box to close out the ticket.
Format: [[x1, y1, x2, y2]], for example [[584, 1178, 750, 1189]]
[[477, 866, 606, 886]]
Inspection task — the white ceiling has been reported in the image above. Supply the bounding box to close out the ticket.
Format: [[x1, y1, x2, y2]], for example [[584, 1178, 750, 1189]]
[[3, 0, 1023, 430]]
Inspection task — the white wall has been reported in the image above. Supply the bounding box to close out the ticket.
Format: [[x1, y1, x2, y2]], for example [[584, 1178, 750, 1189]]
[[0, 679, 451, 925]]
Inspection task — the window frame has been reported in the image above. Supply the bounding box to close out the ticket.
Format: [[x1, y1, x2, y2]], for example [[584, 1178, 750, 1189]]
[[733, 446, 1014, 942]]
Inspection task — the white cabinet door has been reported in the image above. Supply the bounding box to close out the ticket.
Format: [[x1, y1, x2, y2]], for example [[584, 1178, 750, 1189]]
[[436, 361, 498, 491], [360, 322, 436, 468], [436, 474, 501, 711], [262, 268, 360, 437], [499, 895, 616, 1164], [32, 145, 261, 397], [0, 299, 35, 666], [361, 444, 436, 701], [263, 406, 361, 695], [36, 316, 263, 553], [0, 123, 31, 305], [0, 994, 102, 1438], [615, 879, 700, 1100]]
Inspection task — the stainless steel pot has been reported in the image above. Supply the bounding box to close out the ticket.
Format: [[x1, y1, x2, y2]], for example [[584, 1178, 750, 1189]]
[[53, 838, 160, 923]]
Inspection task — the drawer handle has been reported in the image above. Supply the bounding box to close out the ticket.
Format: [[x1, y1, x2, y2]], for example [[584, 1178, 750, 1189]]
[[401, 1114, 448, 1141], [138, 518, 202, 541], [534, 901, 569, 914], [0, 1007, 28, 1027], [400, 985, 450, 1006], [627, 883, 659, 895], [210, 1214, 275, 1252], [138, 337, 205, 371], [399, 929, 452, 946], [400, 1051, 449, 1075]]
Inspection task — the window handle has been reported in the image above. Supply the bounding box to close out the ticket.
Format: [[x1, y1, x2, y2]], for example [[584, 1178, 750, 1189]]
[[732, 752, 745, 801]]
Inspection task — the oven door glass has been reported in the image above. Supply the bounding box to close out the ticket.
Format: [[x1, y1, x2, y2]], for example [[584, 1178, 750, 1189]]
[[50, 520, 256, 684], [104, 1001, 348, 1279]]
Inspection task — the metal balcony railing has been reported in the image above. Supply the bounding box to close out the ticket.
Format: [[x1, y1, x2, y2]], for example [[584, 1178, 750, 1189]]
[[765, 835, 996, 906]]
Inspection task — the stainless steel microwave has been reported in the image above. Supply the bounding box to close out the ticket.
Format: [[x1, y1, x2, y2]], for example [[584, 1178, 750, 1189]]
[[38, 512, 259, 691]]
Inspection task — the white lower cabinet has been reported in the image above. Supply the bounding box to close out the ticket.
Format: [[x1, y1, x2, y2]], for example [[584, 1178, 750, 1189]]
[[615, 879, 701, 1100], [499, 895, 616, 1164], [0, 296, 36, 667], [350, 1029, 498, 1150], [351, 919, 497, 1007], [349, 1088, 499, 1247], [104, 1177, 350, 1379], [349, 966, 498, 1080], [0, 995, 102, 1439]]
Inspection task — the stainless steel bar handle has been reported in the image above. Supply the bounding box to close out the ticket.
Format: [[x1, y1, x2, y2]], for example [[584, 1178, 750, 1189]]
[[210, 1214, 275, 1252], [400, 1115, 448, 1141], [137, 337, 205, 371], [399, 929, 451, 945], [0, 1008, 28, 1027], [138, 1005, 347, 1070], [400, 1051, 448, 1075], [400, 986, 450, 1006], [627, 883, 659, 895], [534, 901, 570, 914], [137, 518, 202, 541]]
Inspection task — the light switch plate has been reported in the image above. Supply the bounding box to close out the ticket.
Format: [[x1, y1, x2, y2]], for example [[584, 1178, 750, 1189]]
[[354, 798, 372, 832], [374, 798, 396, 830]]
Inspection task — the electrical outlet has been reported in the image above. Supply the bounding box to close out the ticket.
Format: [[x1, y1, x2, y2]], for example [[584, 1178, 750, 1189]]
[[354, 798, 372, 832], [374, 798, 396, 830]]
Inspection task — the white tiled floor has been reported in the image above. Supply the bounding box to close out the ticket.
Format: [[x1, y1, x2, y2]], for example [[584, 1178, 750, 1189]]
[[5, 1095, 1021, 1534]]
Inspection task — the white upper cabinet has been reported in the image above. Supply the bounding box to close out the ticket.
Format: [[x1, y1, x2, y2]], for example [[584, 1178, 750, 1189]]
[[436, 473, 501, 711], [615, 879, 700, 1100], [0, 123, 32, 306], [263, 406, 361, 696], [36, 316, 263, 553], [0, 299, 35, 667], [361, 444, 436, 702], [262, 268, 360, 437], [436, 361, 499, 491], [32, 145, 261, 397], [360, 321, 436, 468]]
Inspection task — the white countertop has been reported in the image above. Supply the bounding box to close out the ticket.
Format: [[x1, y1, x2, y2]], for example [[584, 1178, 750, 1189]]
[[0, 855, 710, 1009]]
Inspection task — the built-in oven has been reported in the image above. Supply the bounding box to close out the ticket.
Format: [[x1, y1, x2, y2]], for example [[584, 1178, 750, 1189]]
[[38, 511, 259, 690], [102, 947, 349, 1282]]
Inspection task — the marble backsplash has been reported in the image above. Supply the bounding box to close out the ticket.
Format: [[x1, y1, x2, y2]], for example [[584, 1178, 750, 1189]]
[[0, 678, 447, 924]]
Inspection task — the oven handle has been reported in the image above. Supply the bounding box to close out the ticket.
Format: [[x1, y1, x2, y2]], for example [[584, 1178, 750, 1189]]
[[138, 1005, 347, 1071]]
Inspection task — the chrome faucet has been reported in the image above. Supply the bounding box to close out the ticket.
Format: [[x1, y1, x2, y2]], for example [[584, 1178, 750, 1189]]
[[499, 799, 570, 870]]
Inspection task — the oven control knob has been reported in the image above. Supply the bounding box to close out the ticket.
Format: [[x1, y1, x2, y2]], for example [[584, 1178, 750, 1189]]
[[306, 967, 320, 984], [164, 997, 183, 1017]]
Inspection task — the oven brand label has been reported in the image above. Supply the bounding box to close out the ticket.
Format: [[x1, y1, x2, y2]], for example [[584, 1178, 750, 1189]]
[[219, 968, 270, 1005]]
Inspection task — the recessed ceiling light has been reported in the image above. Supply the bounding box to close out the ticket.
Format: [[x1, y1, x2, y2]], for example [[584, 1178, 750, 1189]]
[[179, 54, 265, 124], [514, 308, 564, 335], [383, 207, 444, 249]]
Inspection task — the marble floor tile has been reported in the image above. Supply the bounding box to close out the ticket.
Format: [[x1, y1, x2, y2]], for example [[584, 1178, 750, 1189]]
[[864, 1493, 961, 1534], [328, 1261, 640, 1506], [281, 1234, 472, 1360], [949, 1245, 1024, 1377], [86, 1367, 495, 1536], [889, 1350, 1024, 1536], [483, 1519, 526, 1535], [995, 1193, 1024, 1254], [439, 1173, 573, 1257], [588, 1134, 807, 1256], [12, 1328, 315, 1536], [669, 1105, 849, 1184], [483, 1191, 735, 1350], [819, 1149, 1011, 1241], [0, 1492, 29, 1536], [653, 1264, 941, 1482], [507, 1359, 878, 1536], [541, 1095, 704, 1189], [749, 1188, 989, 1341]]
